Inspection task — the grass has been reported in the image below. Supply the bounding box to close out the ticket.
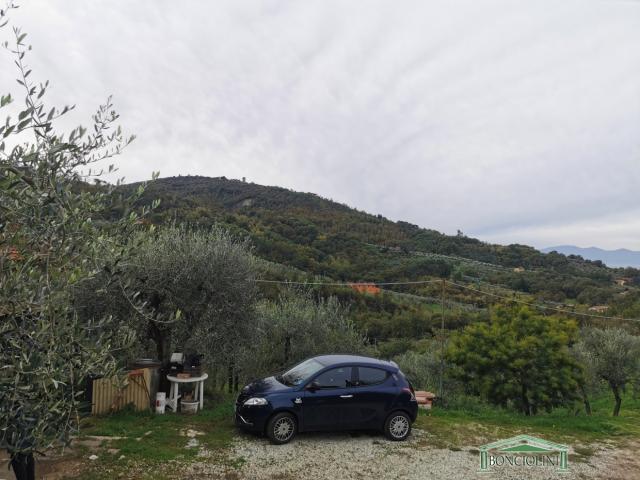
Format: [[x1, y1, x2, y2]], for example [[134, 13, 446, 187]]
[[70, 395, 237, 479], [415, 392, 640, 451]]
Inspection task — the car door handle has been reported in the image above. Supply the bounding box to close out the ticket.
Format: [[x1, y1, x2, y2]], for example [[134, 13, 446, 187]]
[[340, 394, 353, 399]]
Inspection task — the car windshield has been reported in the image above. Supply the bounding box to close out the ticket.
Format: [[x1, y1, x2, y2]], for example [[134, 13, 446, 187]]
[[278, 358, 325, 386]]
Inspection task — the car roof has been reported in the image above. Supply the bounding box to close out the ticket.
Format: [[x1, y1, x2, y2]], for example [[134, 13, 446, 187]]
[[313, 354, 398, 372]]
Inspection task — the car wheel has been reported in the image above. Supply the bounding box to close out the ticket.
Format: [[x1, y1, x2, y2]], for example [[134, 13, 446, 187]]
[[384, 411, 411, 441], [266, 412, 297, 444]]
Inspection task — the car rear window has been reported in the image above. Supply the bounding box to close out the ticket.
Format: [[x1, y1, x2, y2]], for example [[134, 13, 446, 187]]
[[358, 367, 388, 386], [313, 367, 353, 389]]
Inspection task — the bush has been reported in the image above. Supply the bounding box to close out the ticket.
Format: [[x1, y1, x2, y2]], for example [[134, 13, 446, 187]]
[[447, 305, 582, 415], [394, 349, 439, 391]]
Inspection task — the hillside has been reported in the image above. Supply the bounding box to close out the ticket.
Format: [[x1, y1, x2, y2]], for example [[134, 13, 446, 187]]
[[125, 176, 640, 348], [131, 175, 640, 341], [543, 245, 640, 268]]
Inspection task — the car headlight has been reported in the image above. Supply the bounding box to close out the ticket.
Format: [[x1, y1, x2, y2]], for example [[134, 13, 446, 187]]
[[243, 397, 268, 406]]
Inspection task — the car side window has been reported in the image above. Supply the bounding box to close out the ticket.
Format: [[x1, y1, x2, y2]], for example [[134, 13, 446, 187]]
[[313, 367, 354, 389], [357, 367, 388, 386]]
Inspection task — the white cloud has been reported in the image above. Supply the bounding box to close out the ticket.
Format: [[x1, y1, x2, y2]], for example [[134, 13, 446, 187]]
[[1, 0, 639, 248]]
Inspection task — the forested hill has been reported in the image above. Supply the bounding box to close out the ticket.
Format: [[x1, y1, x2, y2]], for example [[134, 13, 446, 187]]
[[133, 175, 640, 308]]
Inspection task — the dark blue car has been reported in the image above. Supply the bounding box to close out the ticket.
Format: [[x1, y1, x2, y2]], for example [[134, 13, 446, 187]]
[[235, 354, 418, 444]]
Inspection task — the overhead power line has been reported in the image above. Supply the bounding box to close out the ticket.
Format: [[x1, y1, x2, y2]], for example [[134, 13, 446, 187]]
[[254, 279, 442, 286]]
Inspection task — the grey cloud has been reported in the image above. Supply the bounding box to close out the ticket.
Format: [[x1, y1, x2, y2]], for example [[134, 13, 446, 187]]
[[1, 0, 638, 248]]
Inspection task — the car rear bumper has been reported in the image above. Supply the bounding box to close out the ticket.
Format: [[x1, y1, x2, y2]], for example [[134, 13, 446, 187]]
[[409, 401, 418, 422]]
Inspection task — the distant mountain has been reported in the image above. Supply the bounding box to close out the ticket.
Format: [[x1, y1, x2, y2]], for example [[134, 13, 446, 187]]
[[542, 245, 640, 268]]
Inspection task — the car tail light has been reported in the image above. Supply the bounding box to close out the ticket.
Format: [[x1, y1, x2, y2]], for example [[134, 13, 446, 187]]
[[402, 387, 416, 401]]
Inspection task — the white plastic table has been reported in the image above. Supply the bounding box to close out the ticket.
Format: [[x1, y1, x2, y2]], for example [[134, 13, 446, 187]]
[[166, 373, 208, 412]]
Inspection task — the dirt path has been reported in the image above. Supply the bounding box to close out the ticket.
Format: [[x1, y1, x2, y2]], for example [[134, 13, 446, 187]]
[[185, 430, 640, 480], [0, 452, 84, 480]]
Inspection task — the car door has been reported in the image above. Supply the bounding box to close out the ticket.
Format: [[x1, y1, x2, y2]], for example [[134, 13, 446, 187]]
[[302, 366, 355, 431], [351, 366, 395, 429]]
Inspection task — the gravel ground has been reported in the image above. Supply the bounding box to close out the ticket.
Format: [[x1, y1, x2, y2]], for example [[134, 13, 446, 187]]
[[186, 429, 640, 480], [1, 429, 636, 479]]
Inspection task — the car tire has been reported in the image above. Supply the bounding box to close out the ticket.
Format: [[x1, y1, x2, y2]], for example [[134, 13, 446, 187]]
[[384, 411, 411, 441], [266, 412, 297, 444]]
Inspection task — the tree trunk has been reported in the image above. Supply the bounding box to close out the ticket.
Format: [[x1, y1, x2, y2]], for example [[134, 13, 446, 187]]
[[10, 452, 35, 480], [580, 383, 592, 416], [284, 335, 291, 366], [227, 360, 234, 394], [610, 381, 622, 417], [149, 322, 171, 368], [157, 336, 171, 368], [148, 323, 172, 394], [521, 383, 531, 416], [210, 366, 217, 390]]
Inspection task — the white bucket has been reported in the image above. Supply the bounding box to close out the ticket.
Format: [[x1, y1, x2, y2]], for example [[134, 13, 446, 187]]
[[155, 392, 166, 414], [181, 400, 199, 414]]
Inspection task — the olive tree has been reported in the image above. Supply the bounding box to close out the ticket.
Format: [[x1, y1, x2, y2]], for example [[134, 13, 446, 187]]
[[241, 288, 368, 382], [570, 341, 597, 415], [0, 12, 152, 480], [393, 348, 440, 391], [74, 226, 258, 380], [578, 328, 640, 416]]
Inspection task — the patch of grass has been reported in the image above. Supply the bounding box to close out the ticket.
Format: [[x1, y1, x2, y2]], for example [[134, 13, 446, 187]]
[[71, 395, 237, 479], [416, 392, 640, 449]]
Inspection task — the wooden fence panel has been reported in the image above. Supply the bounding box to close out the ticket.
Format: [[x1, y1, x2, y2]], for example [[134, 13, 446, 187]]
[[91, 368, 152, 415]]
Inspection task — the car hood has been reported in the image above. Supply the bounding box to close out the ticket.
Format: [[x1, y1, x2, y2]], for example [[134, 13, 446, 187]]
[[241, 375, 291, 395]]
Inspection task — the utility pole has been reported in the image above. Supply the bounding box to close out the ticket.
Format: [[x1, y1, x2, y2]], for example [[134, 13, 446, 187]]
[[439, 278, 446, 400]]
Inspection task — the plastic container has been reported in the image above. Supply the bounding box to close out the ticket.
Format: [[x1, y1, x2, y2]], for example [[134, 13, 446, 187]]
[[181, 400, 199, 414], [155, 392, 166, 414]]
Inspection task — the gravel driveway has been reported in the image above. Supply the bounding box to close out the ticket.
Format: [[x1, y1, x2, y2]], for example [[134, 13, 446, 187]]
[[185, 429, 639, 480]]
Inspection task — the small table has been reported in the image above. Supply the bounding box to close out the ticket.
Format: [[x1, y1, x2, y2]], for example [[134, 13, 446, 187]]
[[166, 373, 208, 412]]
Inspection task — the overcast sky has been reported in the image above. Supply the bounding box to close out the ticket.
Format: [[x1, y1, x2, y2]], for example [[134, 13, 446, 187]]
[[2, 0, 639, 249]]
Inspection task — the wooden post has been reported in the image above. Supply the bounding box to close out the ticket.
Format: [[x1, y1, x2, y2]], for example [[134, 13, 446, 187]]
[[439, 279, 446, 399]]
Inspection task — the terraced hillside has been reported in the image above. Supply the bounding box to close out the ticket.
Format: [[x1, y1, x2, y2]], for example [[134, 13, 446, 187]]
[[129, 175, 640, 342]]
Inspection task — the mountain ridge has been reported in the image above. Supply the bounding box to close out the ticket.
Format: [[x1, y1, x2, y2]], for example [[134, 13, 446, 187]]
[[542, 245, 640, 269]]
